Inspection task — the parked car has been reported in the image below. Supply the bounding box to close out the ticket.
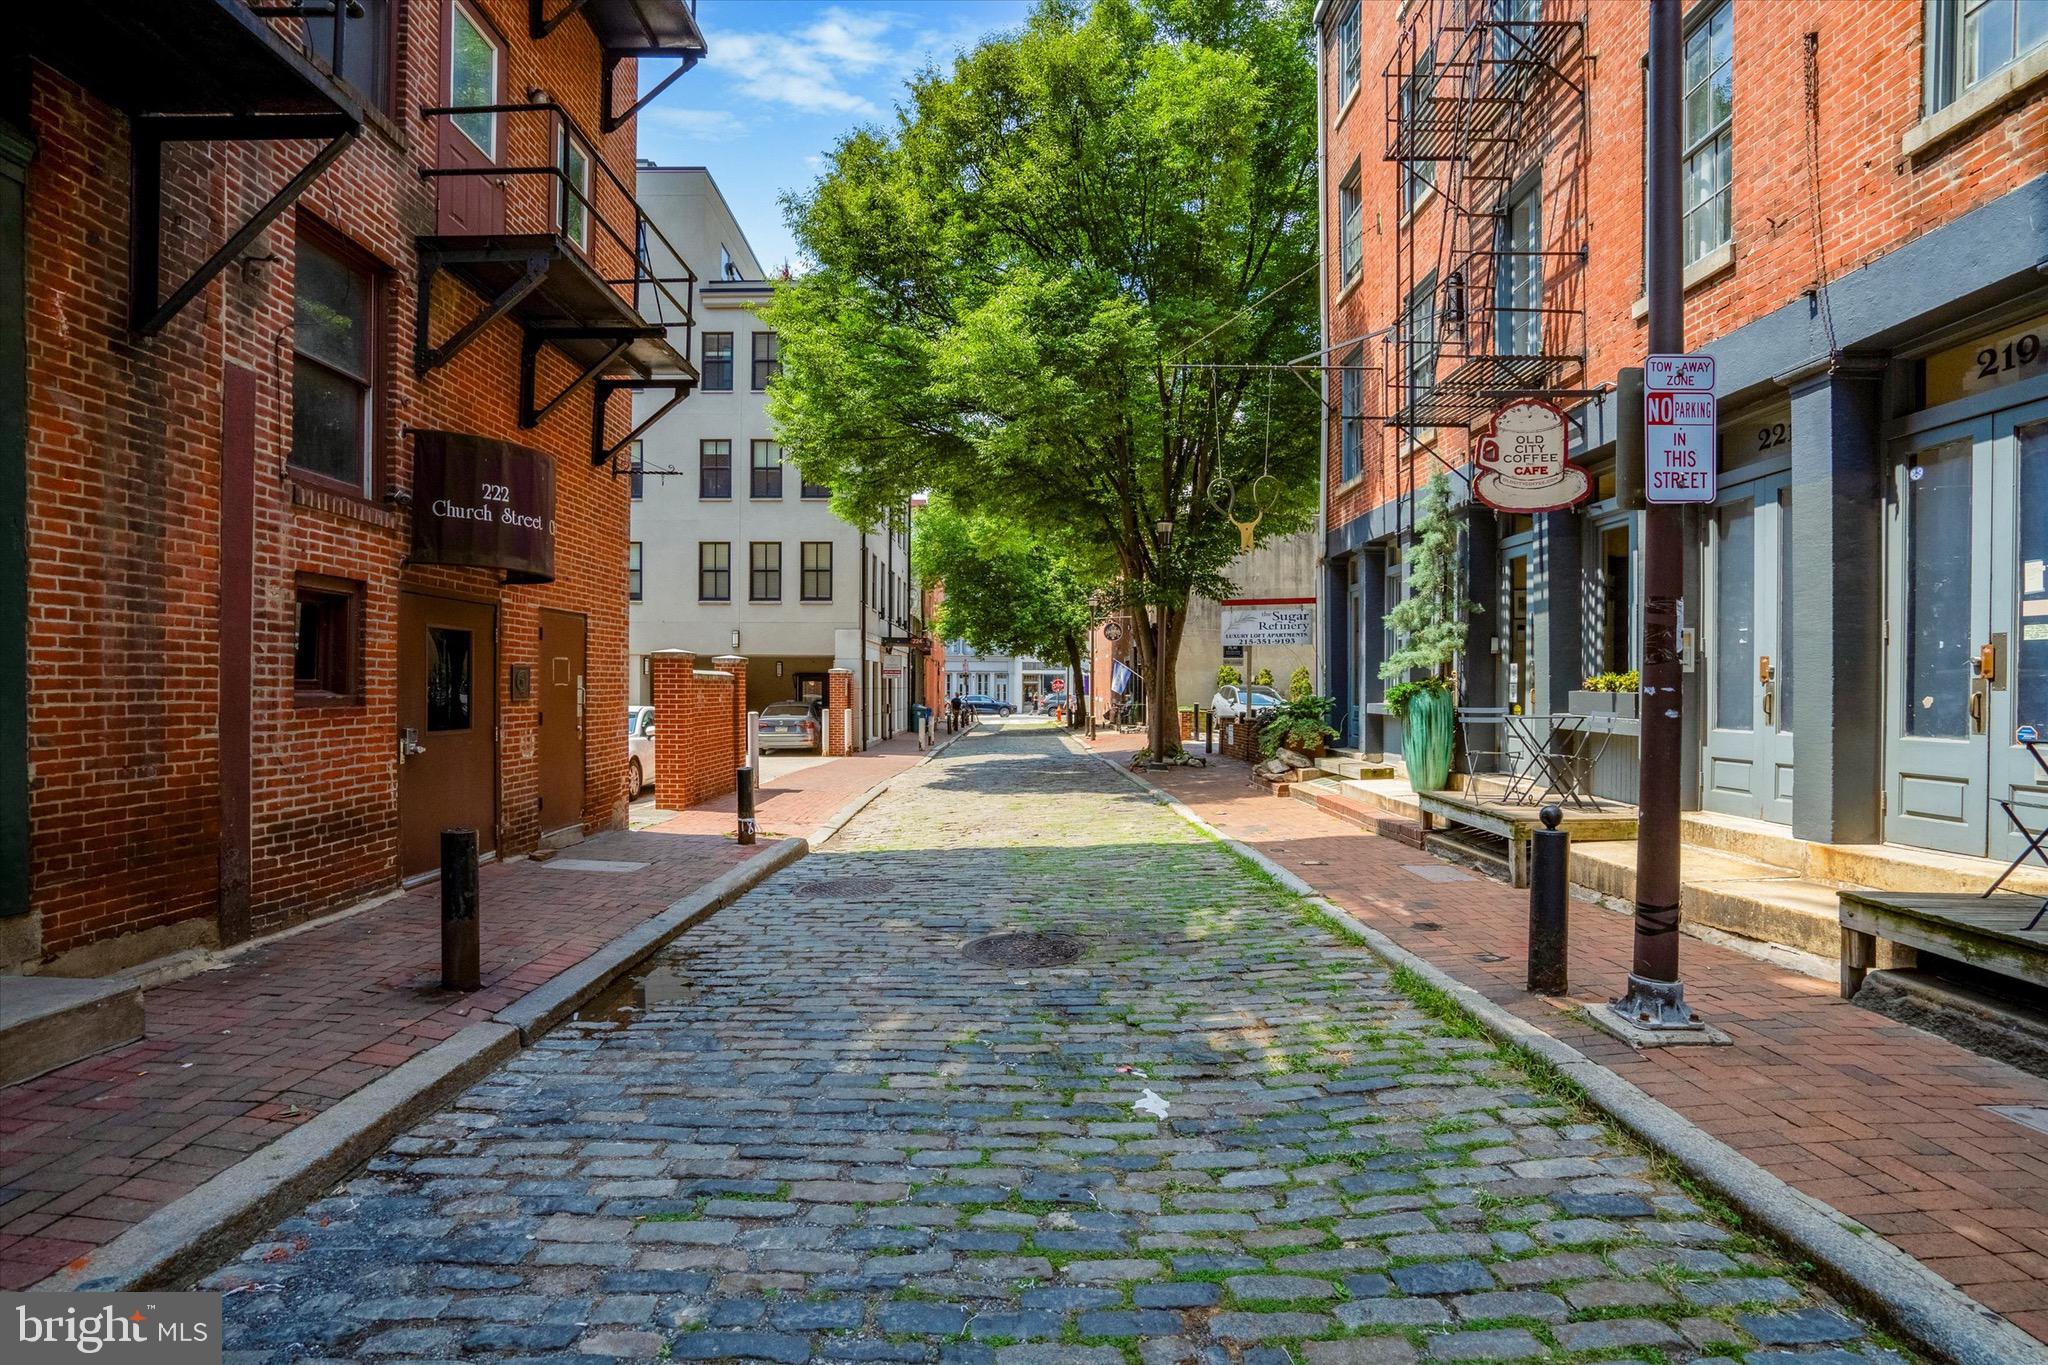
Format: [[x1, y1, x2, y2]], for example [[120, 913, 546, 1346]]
[[757, 700, 822, 752], [958, 693, 1014, 717], [1210, 683, 1281, 719], [627, 705, 656, 798], [1036, 692, 1071, 715]]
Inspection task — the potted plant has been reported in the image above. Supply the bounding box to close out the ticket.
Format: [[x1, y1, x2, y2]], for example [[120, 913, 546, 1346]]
[[1572, 670, 1641, 718], [1259, 692, 1339, 761], [1379, 472, 1482, 793]]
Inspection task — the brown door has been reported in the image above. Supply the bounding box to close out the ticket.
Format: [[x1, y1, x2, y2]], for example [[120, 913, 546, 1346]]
[[398, 591, 498, 877], [435, 0, 505, 235], [537, 609, 587, 836]]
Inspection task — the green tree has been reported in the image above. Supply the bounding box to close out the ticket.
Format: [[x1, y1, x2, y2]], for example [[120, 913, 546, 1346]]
[[763, 0, 1320, 757], [1379, 473, 1481, 688], [912, 498, 1100, 721]]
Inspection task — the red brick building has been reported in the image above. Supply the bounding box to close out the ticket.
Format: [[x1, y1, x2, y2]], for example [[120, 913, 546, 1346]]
[[4, 0, 704, 973], [1320, 0, 2048, 866]]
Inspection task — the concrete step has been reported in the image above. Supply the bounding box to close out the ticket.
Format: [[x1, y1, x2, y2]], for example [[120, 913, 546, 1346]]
[[1322, 756, 1397, 782], [1680, 809, 2048, 898], [1290, 778, 1428, 848], [0, 974, 144, 1088]]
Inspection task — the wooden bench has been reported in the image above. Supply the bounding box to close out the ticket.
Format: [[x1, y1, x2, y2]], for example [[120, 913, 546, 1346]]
[[1415, 790, 1637, 887], [1838, 890, 2048, 999]]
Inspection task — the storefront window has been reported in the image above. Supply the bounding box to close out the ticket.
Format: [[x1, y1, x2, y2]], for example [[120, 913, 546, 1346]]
[[2018, 423, 2048, 732], [1507, 552, 1531, 713], [1714, 500, 1755, 731], [426, 628, 473, 731], [1906, 441, 1974, 737], [1597, 522, 1633, 675]]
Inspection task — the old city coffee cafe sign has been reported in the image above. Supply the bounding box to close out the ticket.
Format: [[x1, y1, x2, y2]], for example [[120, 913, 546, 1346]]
[[410, 431, 557, 583], [1471, 397, 1589, 513]]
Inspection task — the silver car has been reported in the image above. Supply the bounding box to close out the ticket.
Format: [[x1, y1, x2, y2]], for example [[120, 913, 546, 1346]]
[[757, 700, 821, 752]]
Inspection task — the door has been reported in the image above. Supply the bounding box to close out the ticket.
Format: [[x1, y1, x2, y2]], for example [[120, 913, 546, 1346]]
[[1701, 474, 1795, 823], [537, 610, 586, 836], [1887, 403, 2048, 855], [795, 672, 827, 704], [435, 0, 505, 235], [398, 591, 498, 878]]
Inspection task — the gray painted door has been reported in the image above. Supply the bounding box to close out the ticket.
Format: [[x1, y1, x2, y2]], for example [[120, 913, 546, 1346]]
[[1701, 474, 1794, 823], [1884, 419, 1992, 854]]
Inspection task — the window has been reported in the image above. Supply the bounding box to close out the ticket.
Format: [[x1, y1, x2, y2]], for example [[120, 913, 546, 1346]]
[[720, 244, 742, 281], [1339, 349, 1364, 482], [801, 470, 831, 500], [629, 441, 644, 500], [559, 131, 591, 252], [1338, 166, 1363, 285], [291, 233, 376, 493], [698, 542, 730, 601], [751, 439, 783, 498], [1930, 0, 2048, 108], [306, 0, 391, 111], [750, 541, 782, 602], [1680, 1, 1733, 266], [1335, 2, 1362, 104], [700, 439, 731, 499], [1496, 179, 1542, 356], [447, 0, 499, 156], [627, 542, 643, 601], [752, 331, 781, 389], [294, 576, 360, 702], [1405, 272, 1438, 416], [801, 541, 834, 601], [1492, 0, 1542, 66], [701, 332, 733, 390], [1401, 53, 1437, 214], [426, 627, 474, 731]]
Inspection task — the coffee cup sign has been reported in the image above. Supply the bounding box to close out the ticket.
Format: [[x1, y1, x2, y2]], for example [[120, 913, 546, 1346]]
[[1471, 397, 1589, 513]]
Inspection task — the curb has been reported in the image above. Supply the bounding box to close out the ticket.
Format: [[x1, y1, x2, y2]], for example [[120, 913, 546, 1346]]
[[37, 1021, 520, 1295], [36, 836, 810, 1295], [494, 836, 807, 1044], [1074, 738, 2047, 1365]]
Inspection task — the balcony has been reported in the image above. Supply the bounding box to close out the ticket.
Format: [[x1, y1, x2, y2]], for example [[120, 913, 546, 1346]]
[[22, 0, 364, 334], [528, 1, 710, 133], [416, 101, 698, 466]]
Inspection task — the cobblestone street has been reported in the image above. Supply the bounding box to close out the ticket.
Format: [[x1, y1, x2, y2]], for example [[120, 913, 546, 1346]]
[[212, 724, 1902, 1364]]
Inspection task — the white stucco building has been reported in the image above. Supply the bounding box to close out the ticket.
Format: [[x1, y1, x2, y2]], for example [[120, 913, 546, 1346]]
[[628, 166, 914, 742]]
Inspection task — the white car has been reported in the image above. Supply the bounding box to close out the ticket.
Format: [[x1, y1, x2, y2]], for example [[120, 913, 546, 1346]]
[[1211, 683, 1282, 719], [627, 705, 656, 798]]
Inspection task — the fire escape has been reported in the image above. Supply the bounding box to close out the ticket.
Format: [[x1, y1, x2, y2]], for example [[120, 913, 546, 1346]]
[[1382, 0, 1589, 433]]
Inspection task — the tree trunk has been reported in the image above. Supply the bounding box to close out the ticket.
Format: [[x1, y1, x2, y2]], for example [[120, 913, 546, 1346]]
[[1141, 600, 1188, 759]]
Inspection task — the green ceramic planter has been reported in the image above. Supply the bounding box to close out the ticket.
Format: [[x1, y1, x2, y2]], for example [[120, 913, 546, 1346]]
[[1401, 686, 1454, 793]]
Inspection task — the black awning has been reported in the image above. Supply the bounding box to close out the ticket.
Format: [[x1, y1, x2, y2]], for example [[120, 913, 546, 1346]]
[[411, 432, 558, 585], [25, 0, 365, 122], [580, 0, 707, 59]]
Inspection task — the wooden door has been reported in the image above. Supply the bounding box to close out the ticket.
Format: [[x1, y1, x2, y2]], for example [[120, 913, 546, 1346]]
[[435, 0, 505, 236], [398, 592, 498, 877], [537, 610, 587, 837]]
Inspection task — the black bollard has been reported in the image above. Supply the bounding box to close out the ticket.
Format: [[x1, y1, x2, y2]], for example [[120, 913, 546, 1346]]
[[1205, 708, 1215, 755], [1527, 804, 1569, 995], [441, 828, 480, 991], [736, 764, 757, 845]]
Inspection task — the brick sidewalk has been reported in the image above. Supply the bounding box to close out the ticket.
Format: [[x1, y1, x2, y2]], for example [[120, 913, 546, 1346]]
[[0, 730, 933, 1290], [1085, 731, 2048, 1345]]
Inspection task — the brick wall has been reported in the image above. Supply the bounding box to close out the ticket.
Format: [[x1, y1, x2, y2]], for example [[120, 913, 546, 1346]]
[[20, 0, 660, 966], [1323, 0, 2048, 540], [650, 651, 747, 808]]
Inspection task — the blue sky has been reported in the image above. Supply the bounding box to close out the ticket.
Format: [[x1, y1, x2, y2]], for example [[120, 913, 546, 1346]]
[[636, 1, 1034, 273]]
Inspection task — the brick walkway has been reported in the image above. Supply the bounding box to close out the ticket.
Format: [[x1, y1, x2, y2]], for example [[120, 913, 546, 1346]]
[[1084, 730, 2048, 1344], [0, 729, 932, 1291], [214, 724, 1892, 1363]]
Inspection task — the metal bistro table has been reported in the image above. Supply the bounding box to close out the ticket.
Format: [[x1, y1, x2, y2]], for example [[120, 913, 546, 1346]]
[[1455, 706, 1620, 809]]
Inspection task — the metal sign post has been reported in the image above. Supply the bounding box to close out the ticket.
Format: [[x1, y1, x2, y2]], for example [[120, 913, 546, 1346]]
[[1611, 0, 1706, 1035]]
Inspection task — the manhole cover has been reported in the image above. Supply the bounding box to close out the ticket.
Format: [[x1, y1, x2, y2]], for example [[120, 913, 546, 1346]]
[[962, 931, 1087, 968], [793, 876, 892, 898]]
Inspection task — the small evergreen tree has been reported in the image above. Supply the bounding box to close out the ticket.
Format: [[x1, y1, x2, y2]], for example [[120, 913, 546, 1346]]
[[1379, 473, 1481, 691]]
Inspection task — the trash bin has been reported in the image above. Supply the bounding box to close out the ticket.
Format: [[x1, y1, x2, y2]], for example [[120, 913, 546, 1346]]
[[912, 704, 933, 745]]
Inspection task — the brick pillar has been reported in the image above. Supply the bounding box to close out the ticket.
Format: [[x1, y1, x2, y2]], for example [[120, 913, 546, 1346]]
[[826, 668, 853, 756], [650, 650, 695, 806], [715, 654, 749, 768]]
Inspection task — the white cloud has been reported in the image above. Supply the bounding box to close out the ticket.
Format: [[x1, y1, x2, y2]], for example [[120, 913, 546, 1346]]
[[641, 107, 750, 143], [701, 4, 1013, 120]]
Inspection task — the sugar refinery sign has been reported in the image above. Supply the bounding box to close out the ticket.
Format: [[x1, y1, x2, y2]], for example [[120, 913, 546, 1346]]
[[1220, 599, 1314, 647]]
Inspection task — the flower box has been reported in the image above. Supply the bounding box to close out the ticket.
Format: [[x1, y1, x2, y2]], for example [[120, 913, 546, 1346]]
[[1569, 690, 1614, 716]]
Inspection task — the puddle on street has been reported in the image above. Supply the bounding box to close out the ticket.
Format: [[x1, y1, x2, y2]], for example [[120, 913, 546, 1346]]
[[581, 955, 699, 1025]]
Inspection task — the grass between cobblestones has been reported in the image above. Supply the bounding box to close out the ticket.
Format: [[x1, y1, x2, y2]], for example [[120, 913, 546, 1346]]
[[206, 726, 1910, 1365]]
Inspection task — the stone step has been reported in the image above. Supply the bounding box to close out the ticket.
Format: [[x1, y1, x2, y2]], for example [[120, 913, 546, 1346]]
[[1322, 756, 1397, 782], [0, 974, 144, 1088], [1290, 778, 1428, 848], [1678, 809, 2048, 898]]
